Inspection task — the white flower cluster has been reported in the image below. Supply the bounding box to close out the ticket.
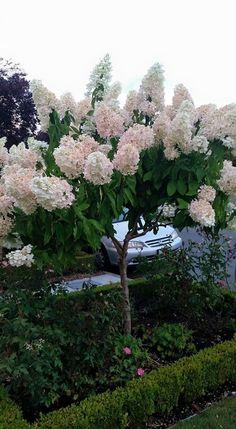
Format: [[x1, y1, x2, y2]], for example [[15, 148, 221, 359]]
[[6, 244, 34, 267], [85, 53, 112, 98], [161, 203, 177, 218], [138, 63, 165, 115], [8, 142, 39, 169], [83, 152, 113, 185], [30, 176, 75, 211], [30, 80, 60, 132], [189, 185, 216, 227], [0, 137, 9, 166], [217, 160, 236, 196]]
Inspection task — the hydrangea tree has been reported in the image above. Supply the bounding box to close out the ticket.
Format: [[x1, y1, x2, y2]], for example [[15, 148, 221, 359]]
[[1, 57, 236, 334]]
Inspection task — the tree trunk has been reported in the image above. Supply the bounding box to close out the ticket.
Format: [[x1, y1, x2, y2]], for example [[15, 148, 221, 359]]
[[119, 250, 131, 335]]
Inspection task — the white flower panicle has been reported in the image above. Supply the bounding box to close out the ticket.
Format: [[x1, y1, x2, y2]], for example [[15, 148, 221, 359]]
[[3, 165, 38, 214], [103, 82, 122, 110], [8, 142, 39, 169], [189, 183, 216, 227], [198, 103, 236, 144], [118, 124, 154, 152], [198, 185, 216, 202], [217, 160, 236, 196], [163, 101, 195, 158], [85, 54, 112, 98], [0, 216, 13, 239], [153, 111, 171, 144], [191, 135, 210, 155], [30, 176, 75, 211], [83, 152, 113, 185], [6, 244, 34, 267], [0, 137, 9, 167], [123, 90, 139, 120], [161, 203, 177, 218], [76, 98, 92, 125], [30, 80, 60, 132], [27, 137, 48, 153], [113, 144, 140, 176], [189, 199, 215, 227], [59, 92, 78, 121], [94, 102, 124, 138], [138, 63, 165, 115], [54, 137, 86, 179], [172, 84, 194, 113]]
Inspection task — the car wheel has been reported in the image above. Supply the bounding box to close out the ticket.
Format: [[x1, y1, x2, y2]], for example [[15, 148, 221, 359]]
[[95, 246, 111, 270]]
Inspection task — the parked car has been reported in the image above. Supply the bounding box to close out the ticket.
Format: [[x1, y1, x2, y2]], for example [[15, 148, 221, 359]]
[[100, 211, 182, 266]]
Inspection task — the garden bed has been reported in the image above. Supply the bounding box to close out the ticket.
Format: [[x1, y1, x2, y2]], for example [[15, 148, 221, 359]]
[[0, 339, 235, 429], [0, 265, 236, 425]]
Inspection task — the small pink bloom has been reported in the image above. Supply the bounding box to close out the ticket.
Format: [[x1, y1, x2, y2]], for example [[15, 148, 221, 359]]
[[217, 279, 227, 288], [137, 367, 145, 377], [123, 347, 132, 355]]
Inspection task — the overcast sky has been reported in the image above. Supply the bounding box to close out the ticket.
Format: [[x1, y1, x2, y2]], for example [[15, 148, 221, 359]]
[[1, 0, 236, 107]]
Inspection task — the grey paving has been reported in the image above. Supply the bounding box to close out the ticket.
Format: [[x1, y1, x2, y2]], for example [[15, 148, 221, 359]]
[[64, 272, 122, 292]]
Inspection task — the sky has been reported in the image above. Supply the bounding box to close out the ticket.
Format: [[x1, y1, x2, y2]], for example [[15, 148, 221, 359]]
[[1, 0, 236, 107]]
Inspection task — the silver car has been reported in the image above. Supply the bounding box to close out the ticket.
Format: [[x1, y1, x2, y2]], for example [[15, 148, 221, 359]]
[[100, 212, 182, 266]]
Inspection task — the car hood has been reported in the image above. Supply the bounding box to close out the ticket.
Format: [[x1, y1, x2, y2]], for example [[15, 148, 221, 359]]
[[112, 221, 175, 242]]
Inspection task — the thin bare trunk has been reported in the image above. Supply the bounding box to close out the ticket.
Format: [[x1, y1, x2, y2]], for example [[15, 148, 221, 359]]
[[111, 237, 132, 335], [119, 251, 131, 335]]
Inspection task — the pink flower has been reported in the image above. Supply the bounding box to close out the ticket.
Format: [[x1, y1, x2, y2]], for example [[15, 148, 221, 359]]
[[217, 280, 227, 288], [123, 347, 132, 356], [137, 368, 145, 377]]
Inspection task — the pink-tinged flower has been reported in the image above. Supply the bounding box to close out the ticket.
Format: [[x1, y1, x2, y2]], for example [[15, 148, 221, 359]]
[[94, 102, 124, 138], [172, 84, 194, 113], [113, 144, 140, 176], [30, 176, 75, 211], [118, 124, 154, 153], [198, 185, 216, 203], [217, 279, 227, 288], [137, 368, 145, 377], [123, 347, 132, 356], [3, 164, 38, 214], [189, 199, 215, 227], [9, 142, 39, 169], [0, 137, 9, 167], [83, 151, 113, 185], [138, 63, 165, 114]]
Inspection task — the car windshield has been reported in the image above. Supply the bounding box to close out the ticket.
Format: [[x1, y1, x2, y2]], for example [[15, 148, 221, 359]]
[[113, 208, 128, 223]]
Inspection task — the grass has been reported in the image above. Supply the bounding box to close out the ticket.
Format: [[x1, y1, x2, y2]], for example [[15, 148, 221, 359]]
[[172, 396, 236, 428]]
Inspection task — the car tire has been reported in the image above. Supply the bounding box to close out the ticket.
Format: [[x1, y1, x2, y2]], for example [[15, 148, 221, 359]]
[[95, 246, 111, 270]]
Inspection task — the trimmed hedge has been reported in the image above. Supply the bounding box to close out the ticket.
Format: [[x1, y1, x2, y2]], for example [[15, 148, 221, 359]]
[[74, 252, 96, 273], [35, 339, 236, 429], [0, 386, 30, 429]]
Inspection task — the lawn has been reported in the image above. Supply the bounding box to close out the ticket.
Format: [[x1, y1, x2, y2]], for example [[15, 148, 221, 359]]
[[172, 396, 236, 428]]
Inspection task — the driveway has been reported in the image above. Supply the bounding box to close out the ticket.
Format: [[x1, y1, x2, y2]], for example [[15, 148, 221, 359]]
[[178, 228, 236, 289]]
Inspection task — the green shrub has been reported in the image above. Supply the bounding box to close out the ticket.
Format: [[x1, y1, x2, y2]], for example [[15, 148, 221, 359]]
[[148, 323, 195, 359], [107, 335, 148, 385], [36, 339, 236, 429], [64, 252, 96, 274], [0, 386, 30, 429], [0, 274, 122, 416]]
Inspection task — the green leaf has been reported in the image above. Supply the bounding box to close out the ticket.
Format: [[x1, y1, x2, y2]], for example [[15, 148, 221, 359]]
[[124, 188, 135, 205], [167, 181, 176, 196], [177, 198, 189, 209], [143, 171, 153, 182], [177, 177, 187, 195]]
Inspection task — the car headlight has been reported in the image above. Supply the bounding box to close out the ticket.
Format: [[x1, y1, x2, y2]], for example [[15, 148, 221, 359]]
[[128, 241, 144, 249], [171, 230, 179, 240], [110, 240, 144, 249]]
